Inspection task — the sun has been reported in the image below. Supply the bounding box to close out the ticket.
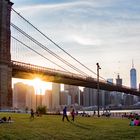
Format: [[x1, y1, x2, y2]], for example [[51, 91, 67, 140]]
[[33, 78, 41, 89], [32, 78, 52, 95], [32, 78, 42, 94], [12, 77, 52, 95]]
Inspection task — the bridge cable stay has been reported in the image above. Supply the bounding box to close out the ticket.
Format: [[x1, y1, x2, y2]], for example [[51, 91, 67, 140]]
[[11, 23, 89, 77], [11, 35, 87, 76], [11, 25, 29, 62], [11, 31, 28, 62], [11, 27, 90, 77], [11, 36, 72, 73], [11, 8, 107, 82]]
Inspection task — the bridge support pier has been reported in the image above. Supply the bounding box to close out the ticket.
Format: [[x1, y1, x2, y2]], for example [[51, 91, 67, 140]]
[[0, 0, 13, 109]]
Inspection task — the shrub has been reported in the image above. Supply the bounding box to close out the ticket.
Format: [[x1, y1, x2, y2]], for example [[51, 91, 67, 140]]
[[36, 106, 47, 115]]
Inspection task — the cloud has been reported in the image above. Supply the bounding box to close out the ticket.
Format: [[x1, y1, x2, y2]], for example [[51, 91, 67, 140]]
[[14, 1, 93, 12], [70, 35, 101, 46]]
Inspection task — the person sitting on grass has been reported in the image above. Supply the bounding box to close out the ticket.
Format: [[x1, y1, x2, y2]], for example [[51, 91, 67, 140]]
[[0, 116, 14, 123], [134, 118, 140, 126], [1, 117, 7, 123], [129, 118, 135, 126]]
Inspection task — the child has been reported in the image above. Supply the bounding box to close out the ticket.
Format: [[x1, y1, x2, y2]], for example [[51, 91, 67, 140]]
[[129, 119, 134, 126], [134, 118, 140, 126]]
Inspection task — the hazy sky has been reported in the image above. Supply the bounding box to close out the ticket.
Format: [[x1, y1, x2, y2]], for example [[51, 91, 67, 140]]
[[11, 0, 140, 87]]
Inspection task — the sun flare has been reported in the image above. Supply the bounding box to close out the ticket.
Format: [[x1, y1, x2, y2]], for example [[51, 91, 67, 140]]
[[32, 78, 52, 95], [12, 78, 52, 95], [33, 78, 42, 95]]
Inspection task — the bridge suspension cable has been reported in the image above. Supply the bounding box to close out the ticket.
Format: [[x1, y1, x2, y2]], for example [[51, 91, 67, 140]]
[[11, 23, 89, 77], [11, 8, 107, 81], [11, 36, 71, 73]]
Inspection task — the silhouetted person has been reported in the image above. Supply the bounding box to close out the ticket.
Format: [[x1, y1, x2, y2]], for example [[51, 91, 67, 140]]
[[0, 117, 7, 123], [71, 108, 75, 121], [62, 106, 69, 122], [8, 116, 11, 122], [30, 109, 34, 119], [93, 110, 96, 116]]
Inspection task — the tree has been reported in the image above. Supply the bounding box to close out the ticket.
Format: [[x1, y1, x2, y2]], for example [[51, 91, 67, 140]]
[[36, 106, 47, 115]]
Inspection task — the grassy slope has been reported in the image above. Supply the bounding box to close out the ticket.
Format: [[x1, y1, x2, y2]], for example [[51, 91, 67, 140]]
[[0, 113, 140, 140]]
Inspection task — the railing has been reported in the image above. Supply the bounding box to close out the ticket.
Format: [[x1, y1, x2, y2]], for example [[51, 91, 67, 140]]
[[11, 60, 89, 80]]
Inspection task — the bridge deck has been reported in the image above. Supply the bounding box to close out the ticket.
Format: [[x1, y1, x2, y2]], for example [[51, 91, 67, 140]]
[[11, 61, 140, 96]]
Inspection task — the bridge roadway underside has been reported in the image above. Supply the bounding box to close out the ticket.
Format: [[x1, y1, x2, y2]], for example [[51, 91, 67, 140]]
[[12, 64, 140, 96], [12, 69, 99, 88]]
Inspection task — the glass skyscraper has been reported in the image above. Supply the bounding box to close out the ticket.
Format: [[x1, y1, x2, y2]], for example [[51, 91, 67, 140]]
[[130, 63, 137, 89]]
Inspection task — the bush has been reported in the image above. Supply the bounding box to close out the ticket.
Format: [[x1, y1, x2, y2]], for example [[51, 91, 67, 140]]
[[36, 106, 47, 115]]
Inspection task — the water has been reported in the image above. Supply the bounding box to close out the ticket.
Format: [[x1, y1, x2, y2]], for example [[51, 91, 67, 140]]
[[78, 109, 140, 116]]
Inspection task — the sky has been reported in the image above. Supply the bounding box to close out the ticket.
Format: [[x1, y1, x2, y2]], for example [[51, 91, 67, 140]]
[[11, 0, 140, 88]]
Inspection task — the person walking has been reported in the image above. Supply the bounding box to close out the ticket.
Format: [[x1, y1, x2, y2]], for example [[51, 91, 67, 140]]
[[62, 106, 69, 122], [71, 108, 75, 121], [30, 108, 34, 119]]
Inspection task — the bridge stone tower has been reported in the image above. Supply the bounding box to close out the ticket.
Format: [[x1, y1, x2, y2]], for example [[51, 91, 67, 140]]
[[0, 0, 13, 109]]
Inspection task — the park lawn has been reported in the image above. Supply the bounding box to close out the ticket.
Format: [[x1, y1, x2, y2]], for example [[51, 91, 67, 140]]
[[0, 113, 140, 140]]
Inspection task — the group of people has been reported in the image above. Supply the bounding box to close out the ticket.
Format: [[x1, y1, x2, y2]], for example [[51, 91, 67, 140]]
[[130, 118, 140, 126], [30, 109, 43, 119], [0, 116, 12, 123], [30, 106, 75, 122], [127, 112, 140, 126], [62, 106, 75, 122]]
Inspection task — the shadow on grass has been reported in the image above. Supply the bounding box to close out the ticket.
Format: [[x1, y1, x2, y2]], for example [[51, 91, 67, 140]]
[[69, 121, 91, 130]]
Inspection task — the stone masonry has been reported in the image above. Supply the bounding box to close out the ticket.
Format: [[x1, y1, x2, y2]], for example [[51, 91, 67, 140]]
[[0, 0, 13, 109]]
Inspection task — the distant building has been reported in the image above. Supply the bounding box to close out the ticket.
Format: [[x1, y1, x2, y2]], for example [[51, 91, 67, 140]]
[[83, 88, 97, 107], [83, 88, 90, 107], [123, 63, 138, 106], [130, 62, 138, 103], [26, 86, 36, 110], [36, 94, 43, 107], [13, 82, 35, 110], [64, 85, 80, 105], [113, 75, 123, 106], [67, 94, 72, 105], [105, 79, 113, 106], [99, 90, 105, 107], [130, 62, 137, 89], [107, 78, 113, 84], [52, 83, 60, 110], [43, 90, 52, 110], [79, 90, 84, 106], [13, 82, 27, 109], [60, 90, 69, 105], [124, 93, 134, 106], [116, 74, 122, 86], [104, 91, 111, 106]]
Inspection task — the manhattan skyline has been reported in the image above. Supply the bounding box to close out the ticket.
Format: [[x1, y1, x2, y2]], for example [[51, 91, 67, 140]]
[[11, 0, 140, 87]]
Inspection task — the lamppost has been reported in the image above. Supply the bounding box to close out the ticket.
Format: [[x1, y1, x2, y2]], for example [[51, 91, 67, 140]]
[[96, 63, 101, 117]]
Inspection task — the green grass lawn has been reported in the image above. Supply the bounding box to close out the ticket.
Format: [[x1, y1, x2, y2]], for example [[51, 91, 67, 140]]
[[0, 113, 140, 140]]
